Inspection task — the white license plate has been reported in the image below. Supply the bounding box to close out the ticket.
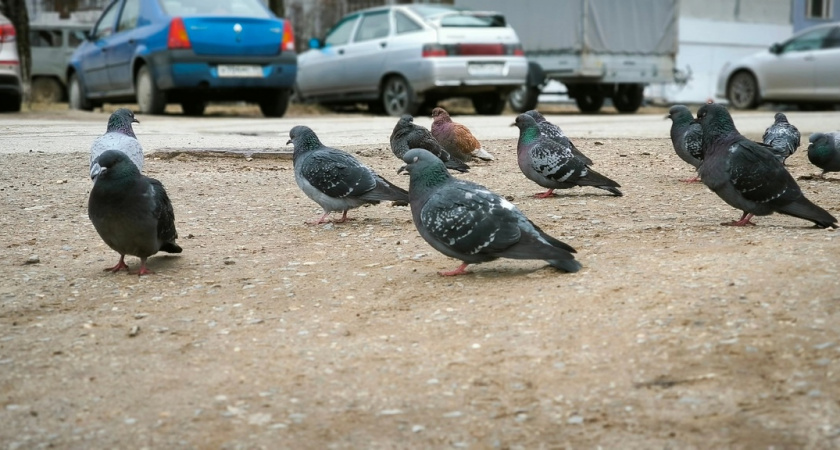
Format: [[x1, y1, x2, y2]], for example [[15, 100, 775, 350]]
[[217, 65, 264, 78], [467, 63, 504, 76]]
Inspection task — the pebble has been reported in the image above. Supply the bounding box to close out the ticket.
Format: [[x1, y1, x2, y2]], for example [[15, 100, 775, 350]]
[[127, 326, 140, 337], [25, 255, 40, 265], [567, 415, 584, 424]]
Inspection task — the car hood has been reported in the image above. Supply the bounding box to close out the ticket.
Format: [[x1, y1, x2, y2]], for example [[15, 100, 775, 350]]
[[183, 17, 284, 56]]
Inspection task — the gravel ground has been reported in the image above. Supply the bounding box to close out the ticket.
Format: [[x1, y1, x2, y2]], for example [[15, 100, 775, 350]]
[[1, 115, 840, 448]]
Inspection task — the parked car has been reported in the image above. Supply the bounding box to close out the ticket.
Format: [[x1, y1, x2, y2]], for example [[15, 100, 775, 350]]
[[67, 0, 297, 116], [30, 23, 88, 103], [0, 12, 22, 112], [718, 23, 840, 110], [296, 4, 528, 116]]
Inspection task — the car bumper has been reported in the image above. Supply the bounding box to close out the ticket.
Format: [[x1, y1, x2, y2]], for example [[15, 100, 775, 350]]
[[0, 66, 23, 97], [411, 57, 528, 94], [150, 50, 297, 91]]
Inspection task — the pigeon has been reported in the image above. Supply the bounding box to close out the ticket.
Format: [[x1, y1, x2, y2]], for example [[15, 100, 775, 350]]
[[430, 107, 494, 162], [523, 110, 593, 165], [666, 105, 703, 182], [90, 108, 144, 173], [513, 113, 622, 198], [390, 114, 470, 173], [807, 132, 840, 176], [287, 125, 409, 224], [695, 103, 837, 228], [398, 148, 581, 276], [88, 150, 182, 276], [762, 112, 801, 163]]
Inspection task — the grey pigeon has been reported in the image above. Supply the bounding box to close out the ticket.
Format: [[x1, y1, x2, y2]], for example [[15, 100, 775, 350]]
[[390, 114, 469, 172], [762, 112, 801, 163], [398, 148, 581, 276], [666, 105, 703, 182], [807, 132, 840, 175], [88, 150, 182, 275], [287, 125, 409, 224], [523, 110, 593, 165], [430, 107, 494, 162], [90, 108, 144, 173], [695, 103, 837, 228], [514, 113, 622, 197]]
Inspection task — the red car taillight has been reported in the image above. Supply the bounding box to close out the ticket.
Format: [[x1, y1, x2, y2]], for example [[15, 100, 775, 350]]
[[281, 20, 295, 52], [167, 17, 191, 49], [423, 43, 523, 57], [0, 23, 16, 43], [422, 44, 447, 57]]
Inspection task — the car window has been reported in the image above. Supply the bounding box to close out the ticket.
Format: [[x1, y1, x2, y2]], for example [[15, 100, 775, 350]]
[[30, 29, 61, 47], [93, 1, 121, 40], [117, 0, 141, 32], [355, 11, 390, 42], [324, 15, 358, 47], [69, 30, 86, 47], [159, 0, 270, 18], [395, 11, 421, 34], [782, 27, 833, 53], [823, 27, 840, 49]]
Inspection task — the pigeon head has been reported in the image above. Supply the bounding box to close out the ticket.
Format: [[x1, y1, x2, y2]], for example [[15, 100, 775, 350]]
[[107, 108, 139, 137], [666, 105, 693, 124], [774, 112, 788, 123], [399, 114, 414, 126], [286, 125, 324, 156], [90, 149, 140, 182], [695, 103, 737, 139], [431, 107, 451, 123], [523, 110, 547, 123], [808, 132, 832, 157], [514, 113, 541, 143], [398, 148, 451, 188]]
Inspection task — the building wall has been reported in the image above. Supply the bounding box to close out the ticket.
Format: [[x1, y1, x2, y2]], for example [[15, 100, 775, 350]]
[[792, 0, 840, 32]]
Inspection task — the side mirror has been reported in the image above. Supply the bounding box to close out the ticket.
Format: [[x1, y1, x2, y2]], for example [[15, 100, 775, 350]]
[[770, 43, 782, 54], [308, 37, 322, 50]]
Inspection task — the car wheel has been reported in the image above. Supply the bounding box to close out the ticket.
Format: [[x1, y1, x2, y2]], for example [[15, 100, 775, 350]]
[[136, 65, 166, 115], [381, 76, 418, 117], [508, 84, 540, 113], [726, 71, 759, 110], [575, 92, 604, 113], [472, 92, 507, 115], [612, 83, 644, 113], [68, 73, 93, 111], [181, 100, 206, 116], [258, 90, 291, 117], [32, 77, 64, 103]]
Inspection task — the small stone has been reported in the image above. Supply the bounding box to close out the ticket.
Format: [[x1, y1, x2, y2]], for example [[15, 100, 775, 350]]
[[378, 409, 403, 416], [128, 325, 140, 337], [223, 259, 236, 265], [25, 255, 40, 265], [411, 424, 425, 433], [134, 313, 148, 320], [443, 411, 462, 418], [567, 415, 584, 424]]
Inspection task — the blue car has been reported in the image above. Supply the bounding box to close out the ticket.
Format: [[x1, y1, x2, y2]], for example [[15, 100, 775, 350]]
[[67, 0, 297, 117]]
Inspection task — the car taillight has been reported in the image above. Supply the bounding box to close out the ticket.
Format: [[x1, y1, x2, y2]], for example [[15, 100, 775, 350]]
[[167, 17, 191, 49], [0, 23, 16, 43], [281, 20, 295, 52], [509, 44, 524, 56], [422, 44, 448, 57], [423, 43, 524, 57]]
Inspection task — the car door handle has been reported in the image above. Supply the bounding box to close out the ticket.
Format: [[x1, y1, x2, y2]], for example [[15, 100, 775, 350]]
[[380, 42, 387, 48], [804, 55, 815, 61], [338, 49, 344, 55]]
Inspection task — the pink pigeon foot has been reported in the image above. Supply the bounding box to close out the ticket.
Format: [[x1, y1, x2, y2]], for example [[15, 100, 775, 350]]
[[105, 256, 129, 273], [534, 189, 555, 199], [438, 262, 471, 276], [722, 212, 756, 226]]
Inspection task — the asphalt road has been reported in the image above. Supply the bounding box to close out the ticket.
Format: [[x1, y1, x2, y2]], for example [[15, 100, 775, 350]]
[[3, 107, 840, 155]]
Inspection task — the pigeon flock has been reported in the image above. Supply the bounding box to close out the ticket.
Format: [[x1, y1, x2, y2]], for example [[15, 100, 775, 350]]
[[87, 105, 838, 276]]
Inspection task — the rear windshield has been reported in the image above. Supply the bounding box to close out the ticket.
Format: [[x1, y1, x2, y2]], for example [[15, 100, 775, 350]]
[[159, 0, 271, 18], [409, 5, 506, 27]]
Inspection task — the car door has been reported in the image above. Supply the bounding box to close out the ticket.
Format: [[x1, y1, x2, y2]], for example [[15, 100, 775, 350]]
[[813, 26, 840, 99], [78, 1, 121, 94], [296, 14, 360, 97], [762, 26, 832, 100], [105, 0, 141, 95], [342, 10, 391, 95]]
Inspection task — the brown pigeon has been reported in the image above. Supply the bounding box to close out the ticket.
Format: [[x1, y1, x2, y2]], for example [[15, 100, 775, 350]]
[[430, 107, 494, 162]]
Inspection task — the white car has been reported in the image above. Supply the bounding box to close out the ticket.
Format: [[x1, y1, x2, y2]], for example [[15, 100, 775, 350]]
[[0, 12, 22, 112], [717, 23, 840, 110], [296, 4, 528, 116]]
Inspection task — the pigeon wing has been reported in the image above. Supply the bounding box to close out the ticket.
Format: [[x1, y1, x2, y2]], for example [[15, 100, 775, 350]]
[[728, 140, 801, 206], [685, 122, 704, 161], [149, 178, 179, 244], [529, 140, 586, 182], [301, 150, 377, 199]]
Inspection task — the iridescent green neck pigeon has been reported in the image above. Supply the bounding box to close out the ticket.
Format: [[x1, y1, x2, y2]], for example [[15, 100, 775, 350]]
[[808, 132, 840, 175], [523, 110, 593, 166]]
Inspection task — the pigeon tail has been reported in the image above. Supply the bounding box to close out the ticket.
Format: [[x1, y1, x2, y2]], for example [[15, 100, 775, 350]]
[[547, 258, 583, 273], [576, 168, 622, 196], [360, 181, 409, 205], [775, 197, 839, 229], [444, 158, 470, 173], [595, 186, 624, 197], [473, 148, 495, 161], [160, 242, 183, 254]]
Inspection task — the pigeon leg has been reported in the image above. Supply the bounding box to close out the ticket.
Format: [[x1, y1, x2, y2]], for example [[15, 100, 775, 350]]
[[307, 212, 332, 225], [534, 189, 555, 199], [680, 175, 701, 183], [722, 212, 757, 227], [334, 210, 353, 223], [137, 258, 154, 276], [438, 262, 471, 276], [105, 255, 129, 273]]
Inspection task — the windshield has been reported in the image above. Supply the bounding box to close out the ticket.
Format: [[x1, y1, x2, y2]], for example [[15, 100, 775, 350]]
[[159, 0, 271, 18], [409, 5, 505, 27]]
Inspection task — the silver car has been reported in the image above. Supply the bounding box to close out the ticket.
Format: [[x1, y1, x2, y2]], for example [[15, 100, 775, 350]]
[[717, 23, 840, 110], [296, 4, 528, 116], [0, 12, 22, 112]]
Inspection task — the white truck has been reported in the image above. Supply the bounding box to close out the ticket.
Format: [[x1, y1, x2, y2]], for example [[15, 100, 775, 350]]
[[455, 0, 679, 113]]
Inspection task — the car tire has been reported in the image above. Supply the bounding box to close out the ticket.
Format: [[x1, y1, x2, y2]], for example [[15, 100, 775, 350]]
[[575, 92, 605, 113], [68, 73, 93, 111], [726, 71, 759, 110], [32, 77, 64, 104], [612, 83, 644, 113], [508, 84, 540, 113], [381, 75, 418, 117], [136, 65, 166, 115], [258, 90, 291, 117], [472, 92, 507, 115], [181, 100, 206, 116]]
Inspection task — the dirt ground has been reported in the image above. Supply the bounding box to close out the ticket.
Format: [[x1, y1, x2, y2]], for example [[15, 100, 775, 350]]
[[2, 113, 840, 449]]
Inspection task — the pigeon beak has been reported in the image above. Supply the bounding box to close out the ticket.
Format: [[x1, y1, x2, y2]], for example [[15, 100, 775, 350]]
[[90, 163, 103, 181], [286, 139, 292, 146], [397, 164, 408, 175], [509, 122, 516, 127], [133, 117, 140, 124], [664, 114, 670, 120]]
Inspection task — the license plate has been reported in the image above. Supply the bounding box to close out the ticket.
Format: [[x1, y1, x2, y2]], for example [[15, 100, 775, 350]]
[[467, 63, 504, 76], [217, 65, 264, 78]]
